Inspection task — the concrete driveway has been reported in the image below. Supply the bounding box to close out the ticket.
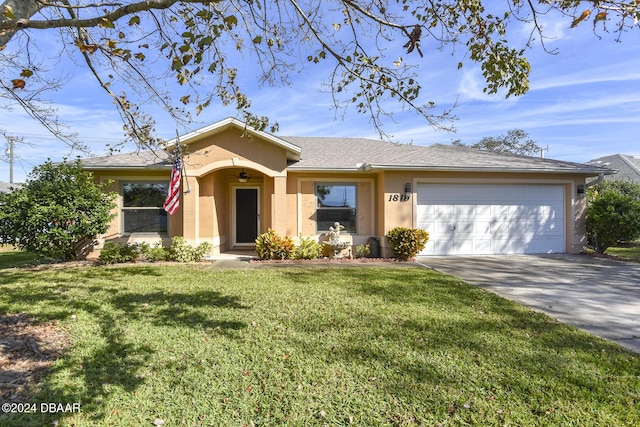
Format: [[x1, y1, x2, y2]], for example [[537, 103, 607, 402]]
[[416, 254, 640, 353]]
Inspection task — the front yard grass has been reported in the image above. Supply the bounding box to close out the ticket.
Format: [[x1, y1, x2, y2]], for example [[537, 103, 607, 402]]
[[0, 245, 42, 268], [0, 255, 638, 426], [606, 241, 640, 262]]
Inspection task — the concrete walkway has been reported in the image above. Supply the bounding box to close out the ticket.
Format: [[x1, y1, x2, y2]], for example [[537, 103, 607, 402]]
[[416, 254, 640, 353]]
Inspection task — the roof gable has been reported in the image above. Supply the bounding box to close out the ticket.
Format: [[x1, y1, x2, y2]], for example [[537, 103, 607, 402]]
[[587, 154, 640, 182], [171, 117, 301, 161]]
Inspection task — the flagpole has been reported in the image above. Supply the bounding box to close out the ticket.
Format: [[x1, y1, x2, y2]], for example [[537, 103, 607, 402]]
[[176, 130, 191, 194]]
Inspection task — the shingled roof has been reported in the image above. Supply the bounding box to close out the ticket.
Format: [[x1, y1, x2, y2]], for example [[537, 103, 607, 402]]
[[80, 150, 170, 170], [284, 137, 611, 175], [80, 128, 612, 176], [586, 154, 640, 183], [0, 181, 21, 193]]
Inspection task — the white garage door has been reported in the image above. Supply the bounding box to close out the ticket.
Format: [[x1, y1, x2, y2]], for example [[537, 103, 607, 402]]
[[417, 184, 565, 255]]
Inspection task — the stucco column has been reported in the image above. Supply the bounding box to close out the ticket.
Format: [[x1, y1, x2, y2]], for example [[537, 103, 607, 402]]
[[571, 183, 588, 253], [271, 175, 287, 235], [180, 175, 200, 244]]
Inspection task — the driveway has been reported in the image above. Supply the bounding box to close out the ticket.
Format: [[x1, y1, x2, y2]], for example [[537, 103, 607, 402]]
[[416, 254, 640, 353]]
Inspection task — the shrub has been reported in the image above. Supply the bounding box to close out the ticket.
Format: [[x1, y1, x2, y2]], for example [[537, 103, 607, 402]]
[[586, 180, 640, 253], [98, 242, 140, 264], [0, 159, 116, 260], [119, 242, 141, 262], [295, 235, 323, 260], [355, 243, 370, 258], [255, 229, 294, 260], [99, 238, 209, 263], [138, 241, 168, 262], [167, 237, 212, 262], [98, 242, 126, 264], [386, 227, 429, 261]]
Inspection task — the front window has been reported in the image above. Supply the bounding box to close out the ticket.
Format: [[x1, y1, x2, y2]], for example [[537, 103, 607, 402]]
[[122, 182, 168, 233], [316, 183, 357, 233]]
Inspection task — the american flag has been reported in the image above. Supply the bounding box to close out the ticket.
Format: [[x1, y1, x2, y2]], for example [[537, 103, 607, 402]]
[[163, 142, 182, 215]]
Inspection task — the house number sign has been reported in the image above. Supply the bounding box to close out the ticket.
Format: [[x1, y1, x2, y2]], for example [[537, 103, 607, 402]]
[[388, 194, 411, 202]]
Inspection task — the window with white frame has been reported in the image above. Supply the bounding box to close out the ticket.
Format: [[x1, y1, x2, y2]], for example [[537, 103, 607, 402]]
[[316, 183, 357, 233], [121, 182, 168, 233]]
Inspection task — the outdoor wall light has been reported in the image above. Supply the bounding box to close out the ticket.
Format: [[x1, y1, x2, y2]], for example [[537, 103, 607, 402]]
[[238, 169, 250, 183], [404, 183, 412, 197], [577, 184, 585, 197]]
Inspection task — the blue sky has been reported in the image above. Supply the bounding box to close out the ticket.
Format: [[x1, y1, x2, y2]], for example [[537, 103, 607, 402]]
[[1, 9, 639, 183]]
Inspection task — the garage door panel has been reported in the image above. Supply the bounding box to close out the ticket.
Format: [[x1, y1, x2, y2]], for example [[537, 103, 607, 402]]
[[473, 240, 492, 254], [472, 223, 492, 238], [509, 221, 534, 235], [457, 239, 474, 254], [431, 239, 454, 255], [434, 222, 454, 235], [454, 222, 474, 234], [491, 240, 511, 254], [509, 238, 531, 253], [510, 205, 539, 220], [417, 184, 565, 255], [492, 222, 511, 236], [433, 205, 454, 217], [491, 205, 511, 220], [417, 205, 434, 216], [475, 208, 494, 218], [455, 205, 484, 217]]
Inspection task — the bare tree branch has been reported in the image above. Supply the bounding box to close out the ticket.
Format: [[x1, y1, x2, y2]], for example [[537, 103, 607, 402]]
[[0, 0, 638, 149]]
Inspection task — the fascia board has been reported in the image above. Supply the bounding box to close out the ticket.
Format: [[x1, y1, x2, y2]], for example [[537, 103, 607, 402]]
[[363, 164, 616, 175]]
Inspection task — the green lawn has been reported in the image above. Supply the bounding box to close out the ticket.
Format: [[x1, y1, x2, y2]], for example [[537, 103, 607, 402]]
[[607, 241, 640, 262], [0, 245, 43, 268], [0, 252, 638, 426]]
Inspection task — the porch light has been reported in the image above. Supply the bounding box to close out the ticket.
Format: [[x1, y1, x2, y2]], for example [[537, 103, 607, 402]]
[[404, 183, 412, 198], [238, 169, 250, 183], [577, 184, 585, 197]]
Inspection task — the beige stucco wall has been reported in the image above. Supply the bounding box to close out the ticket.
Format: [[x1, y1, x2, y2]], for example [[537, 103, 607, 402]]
[[185, 128, 289, 177]]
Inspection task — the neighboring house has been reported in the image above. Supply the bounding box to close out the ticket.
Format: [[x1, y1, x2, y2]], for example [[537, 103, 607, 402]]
[[0, 181, 21, 193], [586, 154, 640, 184], [81, 117, 613, 257]]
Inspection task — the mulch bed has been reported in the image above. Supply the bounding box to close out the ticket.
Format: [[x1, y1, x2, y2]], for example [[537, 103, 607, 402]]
[[0, 314, 70, 406], [249, 257, 415, 266]]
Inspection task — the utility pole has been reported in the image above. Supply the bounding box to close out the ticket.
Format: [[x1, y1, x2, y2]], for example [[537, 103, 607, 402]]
[[539, 145, 549, 158], [7, 136, 14, 183], [2, 133, 23, 184]]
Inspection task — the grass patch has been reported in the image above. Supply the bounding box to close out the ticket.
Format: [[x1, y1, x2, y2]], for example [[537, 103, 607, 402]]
[[0, 258, 638, 426], [0, 246, 43, 269], [607, 241, 640, 262]]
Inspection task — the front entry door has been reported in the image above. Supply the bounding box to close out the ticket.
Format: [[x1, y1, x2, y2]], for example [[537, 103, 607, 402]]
[[235, 187, 259, 245]]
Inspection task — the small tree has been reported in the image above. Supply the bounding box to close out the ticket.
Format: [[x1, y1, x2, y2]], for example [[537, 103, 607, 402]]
[[0, 158, 116, 260], [453, 129, 543, 156], [586, 180, 640, 254]]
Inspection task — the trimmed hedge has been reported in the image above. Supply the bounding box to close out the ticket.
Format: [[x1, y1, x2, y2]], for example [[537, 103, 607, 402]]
[[386, 227, 429, 261]]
